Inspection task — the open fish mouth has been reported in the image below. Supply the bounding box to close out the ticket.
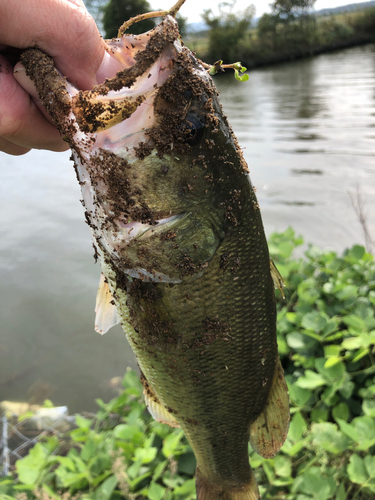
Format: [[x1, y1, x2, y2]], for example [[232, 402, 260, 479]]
[[66, 22, 179, 156], [45, 17, 186, 280]]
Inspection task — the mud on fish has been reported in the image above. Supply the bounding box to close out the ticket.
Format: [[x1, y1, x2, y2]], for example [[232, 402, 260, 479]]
[[22, 15, 290, 500]]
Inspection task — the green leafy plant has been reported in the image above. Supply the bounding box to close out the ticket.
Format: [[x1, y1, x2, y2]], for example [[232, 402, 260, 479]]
[[1, 229, 374, 499]]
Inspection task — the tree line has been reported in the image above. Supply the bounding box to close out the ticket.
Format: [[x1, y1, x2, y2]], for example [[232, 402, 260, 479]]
[[201, 0, 375, 68], [84, 0, 375, 69], [84, 0, 186, 38]]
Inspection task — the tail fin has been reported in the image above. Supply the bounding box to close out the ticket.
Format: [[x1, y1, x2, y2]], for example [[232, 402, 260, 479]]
[[196, 467, 260, 500]]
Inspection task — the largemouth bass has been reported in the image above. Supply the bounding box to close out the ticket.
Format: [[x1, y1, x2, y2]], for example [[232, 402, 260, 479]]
[[22, 15, 289, 500]]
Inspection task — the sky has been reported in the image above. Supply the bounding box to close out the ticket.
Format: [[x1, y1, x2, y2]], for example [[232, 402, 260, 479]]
[[149, 0, 370, 23]]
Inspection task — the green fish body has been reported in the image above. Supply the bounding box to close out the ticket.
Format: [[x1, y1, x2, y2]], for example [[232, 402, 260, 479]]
[[22, 16, 289, 500]]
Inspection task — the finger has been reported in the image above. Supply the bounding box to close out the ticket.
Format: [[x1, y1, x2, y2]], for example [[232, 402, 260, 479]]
[[0, 0, 106, 89], [0, 136, 31, 156], [0, 55, 69, 152]]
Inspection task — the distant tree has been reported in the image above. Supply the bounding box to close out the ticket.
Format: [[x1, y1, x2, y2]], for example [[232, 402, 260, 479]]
[[84, 0, 106, 33], [102, 0, 155, 38], [257, 13, 279, 48], [271, 0, 317, 21], [175, 13, 188, 38], [202, 1, 255, 63]]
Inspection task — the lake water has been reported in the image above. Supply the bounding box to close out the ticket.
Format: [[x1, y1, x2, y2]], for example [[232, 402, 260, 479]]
[[1, 44, 374, 412]]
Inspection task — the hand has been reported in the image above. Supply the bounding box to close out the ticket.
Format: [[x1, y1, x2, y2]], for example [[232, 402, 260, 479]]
[[0, 0, 118, 156]]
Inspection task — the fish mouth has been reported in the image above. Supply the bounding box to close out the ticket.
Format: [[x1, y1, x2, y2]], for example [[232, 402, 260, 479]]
[[67, 17, 180, 155]]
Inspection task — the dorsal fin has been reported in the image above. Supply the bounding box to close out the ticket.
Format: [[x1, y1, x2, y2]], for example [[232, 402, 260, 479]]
[[95, 273, 120, 335]]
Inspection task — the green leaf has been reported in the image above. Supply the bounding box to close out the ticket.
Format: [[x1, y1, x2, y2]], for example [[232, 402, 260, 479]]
[[286, 331, 318, 351], [347, 245, 366, 260], [274, 455, 292, 478], [75, 414, 92, 431], [55, 469, 88, 488], [342, 314, 365, 332], [162, 431, 184, 458], [15, 443, 49, 485], [234, 69, 249, 81], [335, 483, 346, 500], [127, 458, 142, 479], [347, 454, 368, 484], [311, 408, 329, 423], [173, 478, 196, 496], [288, 412, 307, 442], [52, 456, 76, 471], [94, 475, 118, 500], [338, 378, 355, 399], [363, 399, 375, 417], [351, 416, 375, 450], [315, 357, 345, 381], [321, 385, 340, 406], [324, 356, 341, 368], [322, 318, 340, 338], [324, 345, 341, 357], [114, 424, 143, 443], [311, 422, 351, 454], [133, 447, 158, 464], [364, 454, 375, 474], [287, 379, 312, 407], [262, 460, 275, 483], [295, 370, 326, 389], [342, 337, 366, 350], [178, 451, 196, 476], [80, 436, 97, 462], [122, 369, 143, 392], [336, 285, 358, 301], [332, 403, 349, 422], [301, 311, 327, 332], [148, 482, 166, 500], [294, 467, 336, 500], [281, 438, 306, 457]]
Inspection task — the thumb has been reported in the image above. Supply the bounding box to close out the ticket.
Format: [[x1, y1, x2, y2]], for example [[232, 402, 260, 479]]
[[1, 0, 106, 89]]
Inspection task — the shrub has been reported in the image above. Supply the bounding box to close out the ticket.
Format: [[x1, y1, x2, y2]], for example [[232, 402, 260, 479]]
[[1, 229, 374, 499]]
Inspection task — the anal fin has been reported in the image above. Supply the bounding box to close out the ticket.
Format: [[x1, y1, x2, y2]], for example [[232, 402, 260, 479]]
[[249, 357, 290, 458], [140, 371, 180, 428], [95, 273, 120, 334]]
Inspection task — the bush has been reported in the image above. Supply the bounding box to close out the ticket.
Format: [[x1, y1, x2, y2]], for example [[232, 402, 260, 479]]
[[1, 229, 375, 499], [201, 2, 255, 63]]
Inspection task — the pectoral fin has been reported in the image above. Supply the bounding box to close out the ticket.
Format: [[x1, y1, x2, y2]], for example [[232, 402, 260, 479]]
[[249, 358, 290, 458], [270, 258, 285, 299], [140, 371, 180, 428], [95, 273, 120, 334]]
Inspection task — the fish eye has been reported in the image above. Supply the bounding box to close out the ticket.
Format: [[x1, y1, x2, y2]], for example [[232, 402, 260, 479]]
[[180, 113, 205, 146], [183, 90, 193, 100]]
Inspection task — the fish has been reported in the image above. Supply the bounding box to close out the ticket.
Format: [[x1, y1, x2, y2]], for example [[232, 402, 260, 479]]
[[21, 15, 289, 500]]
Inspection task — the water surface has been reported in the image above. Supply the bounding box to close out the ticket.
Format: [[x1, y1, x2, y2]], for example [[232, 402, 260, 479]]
[[1, 45, 374, 412]]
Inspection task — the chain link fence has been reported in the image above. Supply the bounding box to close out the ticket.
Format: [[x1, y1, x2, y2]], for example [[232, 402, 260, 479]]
[[0, 407, 76, 477]]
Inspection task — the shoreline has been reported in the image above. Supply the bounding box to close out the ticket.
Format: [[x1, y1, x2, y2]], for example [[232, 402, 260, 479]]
[[244, 37, 374, 70]]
